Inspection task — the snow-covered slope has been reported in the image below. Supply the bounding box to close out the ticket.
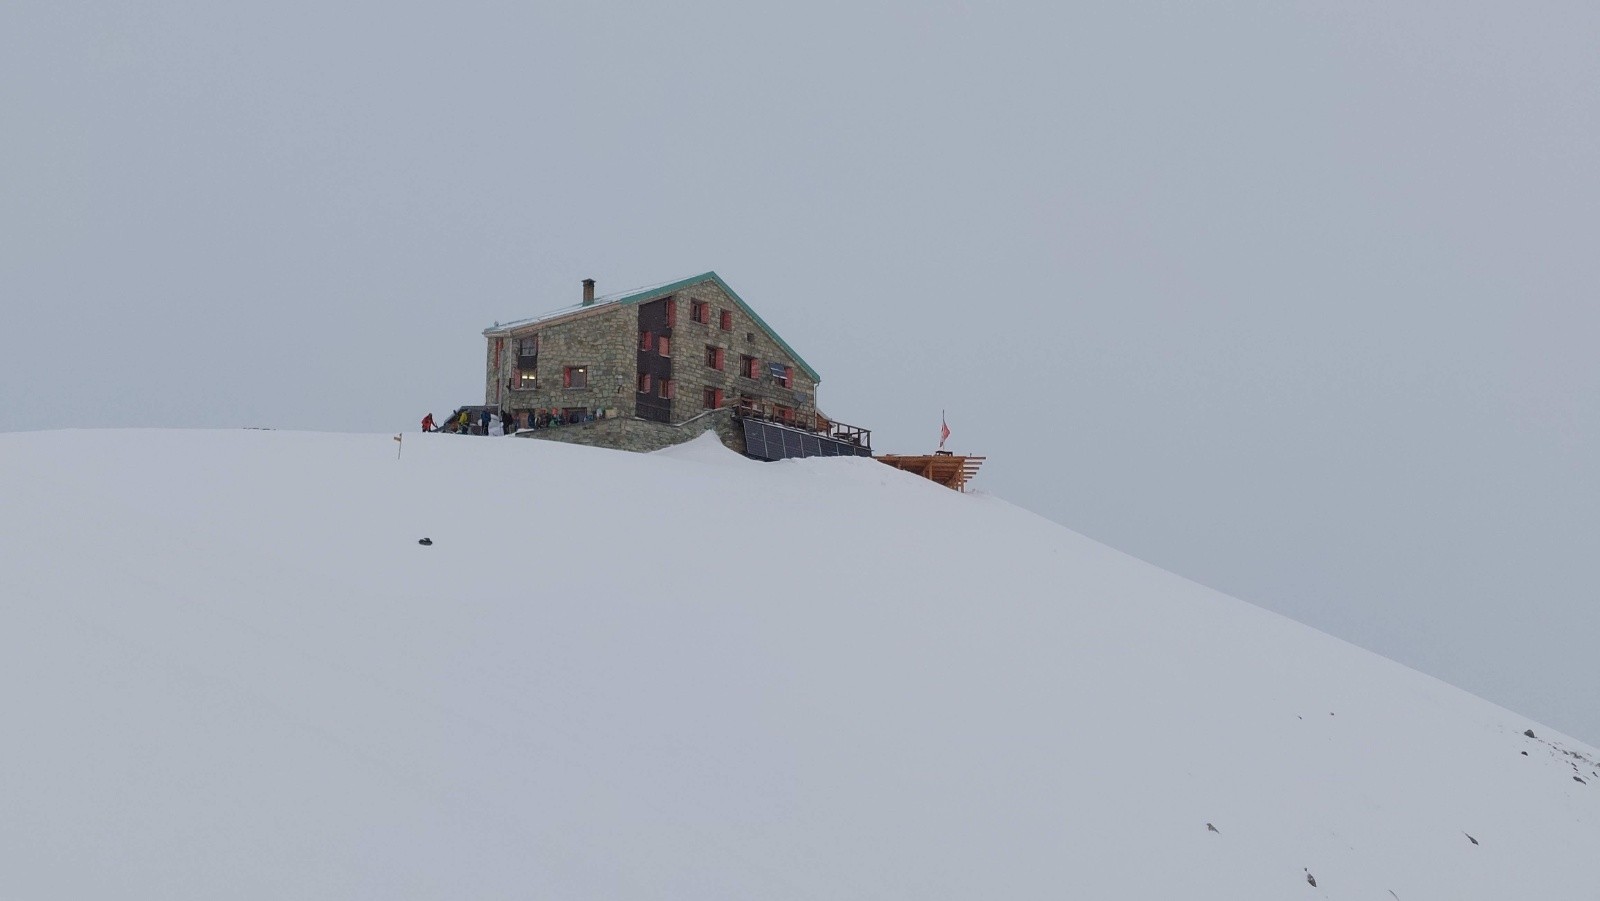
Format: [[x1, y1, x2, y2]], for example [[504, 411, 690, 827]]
[[2, 429, 1594, 899]]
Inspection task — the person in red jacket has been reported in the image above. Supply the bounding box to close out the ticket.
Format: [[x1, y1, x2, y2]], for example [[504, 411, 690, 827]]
[[421, 413, 435, 433]]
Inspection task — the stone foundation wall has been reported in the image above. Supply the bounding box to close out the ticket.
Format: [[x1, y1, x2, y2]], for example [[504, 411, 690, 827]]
[[516, 409, 746, 455]]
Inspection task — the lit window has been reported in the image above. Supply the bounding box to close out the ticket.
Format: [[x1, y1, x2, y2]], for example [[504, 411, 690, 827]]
[[518, 370, 537, 389], [706, 345, 724, 370], [563, 366, 588, 389]]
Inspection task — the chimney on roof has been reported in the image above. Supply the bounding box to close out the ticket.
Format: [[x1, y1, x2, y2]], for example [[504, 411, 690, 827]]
[[582, 278, 596, 306]]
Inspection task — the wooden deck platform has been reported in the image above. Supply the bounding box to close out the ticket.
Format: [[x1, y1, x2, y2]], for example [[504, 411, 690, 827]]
[[875, 452, 986, 492]]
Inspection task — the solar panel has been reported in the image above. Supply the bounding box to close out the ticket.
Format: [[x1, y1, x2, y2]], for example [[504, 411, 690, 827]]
[[742, 420, 770, 460], [740, 418, 871, 461]]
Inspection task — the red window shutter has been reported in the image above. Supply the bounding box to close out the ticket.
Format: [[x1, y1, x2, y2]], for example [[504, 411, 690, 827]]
[[715, 347, 724, 370], [640, 331, 652, 351], [563, 368, 571, 388], [666, 298, 676, 327], [714, 388, 724, 408], [658, 336, 670, 356], [784, 365, 794, 388], [720, 310, 732, 330]]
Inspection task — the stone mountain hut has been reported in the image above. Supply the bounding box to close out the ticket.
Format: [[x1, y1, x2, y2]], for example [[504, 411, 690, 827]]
[[482, 272, 871, 458]]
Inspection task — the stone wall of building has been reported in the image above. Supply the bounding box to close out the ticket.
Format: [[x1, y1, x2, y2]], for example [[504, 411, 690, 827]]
[[662, 280, 820, 426], [487, 304, 638, 423], [516, 409, 746, 455], [483, 275, 827, 441]]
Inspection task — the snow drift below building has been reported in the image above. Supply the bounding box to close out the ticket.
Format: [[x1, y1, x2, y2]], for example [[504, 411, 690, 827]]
[[1, 429, 1594, 900], [649, 428, 755, 467]]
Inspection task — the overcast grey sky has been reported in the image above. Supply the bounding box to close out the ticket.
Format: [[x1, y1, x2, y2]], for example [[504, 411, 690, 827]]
[[4, 2, 1597, 742]]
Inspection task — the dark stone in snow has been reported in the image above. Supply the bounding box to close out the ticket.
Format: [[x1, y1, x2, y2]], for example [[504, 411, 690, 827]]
[[418, 537, 433, 546], [1521, 751, 1529, 756], [1206, 822, 1219, 833], [1524, 729, 1537, 738], [1464, 833, 1478, 845], [1576, 776, 1588, 784], [1306, 871, 1317, 887]]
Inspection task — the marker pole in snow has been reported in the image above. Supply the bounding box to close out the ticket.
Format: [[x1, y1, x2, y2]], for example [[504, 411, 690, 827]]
[[393, 433, 402, 461]]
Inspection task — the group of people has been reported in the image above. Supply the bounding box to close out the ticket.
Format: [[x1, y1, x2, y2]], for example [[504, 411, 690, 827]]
[[421, 409, 509, 436], [420, 407, 604, 436]]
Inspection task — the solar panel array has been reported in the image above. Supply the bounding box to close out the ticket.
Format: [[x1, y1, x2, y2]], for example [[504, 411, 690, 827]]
[[742, 420, 872, 461]]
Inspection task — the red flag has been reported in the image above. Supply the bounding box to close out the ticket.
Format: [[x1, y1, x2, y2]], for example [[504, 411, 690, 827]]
[[939, 412, 950, 450]]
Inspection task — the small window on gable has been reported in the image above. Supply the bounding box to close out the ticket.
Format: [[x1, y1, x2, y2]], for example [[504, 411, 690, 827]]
[[637, 372, 652, 394], [719, 310, 733, 330], [658, 335, 671, 357], [691, 300, 710, 324], [564, 366, 589, 389], [640, 331, 653, 352]]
